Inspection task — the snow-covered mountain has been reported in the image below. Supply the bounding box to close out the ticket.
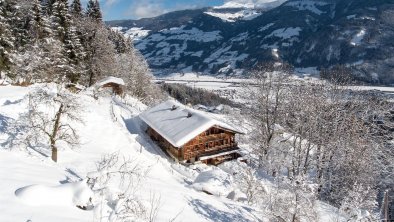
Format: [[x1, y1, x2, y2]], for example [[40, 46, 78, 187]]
[[206, 0, 287, 22], [214, 0, 287, 10], [108, 0, 394, 85]]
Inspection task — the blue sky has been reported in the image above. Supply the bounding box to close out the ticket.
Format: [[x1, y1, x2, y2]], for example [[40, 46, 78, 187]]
[[89, 0, 225, 21]]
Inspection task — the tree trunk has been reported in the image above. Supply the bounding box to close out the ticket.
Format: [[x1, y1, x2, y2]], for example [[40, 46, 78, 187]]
[[51, 145, 58, 162], [88, 70, 94, 87], [50, 103, 64, 162]]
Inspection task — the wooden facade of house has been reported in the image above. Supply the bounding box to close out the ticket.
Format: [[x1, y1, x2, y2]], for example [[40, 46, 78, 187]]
[[140, 100, 243, 165], [95, 77, 125, 96], [147, 125, 240, 165], [101, 82, 123, 95]]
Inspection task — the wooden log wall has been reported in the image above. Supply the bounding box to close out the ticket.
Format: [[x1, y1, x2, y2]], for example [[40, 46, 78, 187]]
[[147, 127, 180, 159], [102, 83, 123, 95], [182, 126, 236, 162], [147, 126, 237, 163]]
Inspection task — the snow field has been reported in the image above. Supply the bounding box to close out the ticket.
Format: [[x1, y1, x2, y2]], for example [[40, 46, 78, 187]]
[[0, 84, 260, 222]]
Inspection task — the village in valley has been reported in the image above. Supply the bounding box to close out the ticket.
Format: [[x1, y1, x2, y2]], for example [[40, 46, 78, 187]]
[[1, 0, 394, 222]]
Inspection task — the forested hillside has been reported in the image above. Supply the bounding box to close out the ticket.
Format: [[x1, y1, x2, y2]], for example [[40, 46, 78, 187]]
[[108, 0, 394, 85], [0, 0, 160, 101]]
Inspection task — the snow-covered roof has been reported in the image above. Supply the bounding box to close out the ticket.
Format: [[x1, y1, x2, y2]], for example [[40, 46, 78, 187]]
[[95, 76, 125, 87], [139, 100, 242, 148]]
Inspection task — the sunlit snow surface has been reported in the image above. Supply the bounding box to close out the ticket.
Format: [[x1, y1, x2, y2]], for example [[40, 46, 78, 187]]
[[204, 10, 262, 22], [0, 84, 259, 222], [1, 82, 390, 221]]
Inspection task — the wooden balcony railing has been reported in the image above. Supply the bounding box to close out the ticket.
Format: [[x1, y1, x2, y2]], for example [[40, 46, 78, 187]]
[[203, 142, 238, 153], [198, 146, 240, 159]]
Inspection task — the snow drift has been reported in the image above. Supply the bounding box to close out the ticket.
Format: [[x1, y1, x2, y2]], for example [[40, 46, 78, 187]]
[[15, 180, 93, 208], [193, 169, 234, 196]]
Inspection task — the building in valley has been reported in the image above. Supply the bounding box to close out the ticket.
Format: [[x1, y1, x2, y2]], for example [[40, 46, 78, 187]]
[[139, 100, 243, 165]]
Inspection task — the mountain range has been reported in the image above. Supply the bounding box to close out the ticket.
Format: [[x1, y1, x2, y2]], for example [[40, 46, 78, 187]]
[[107, 0, 394, 85]]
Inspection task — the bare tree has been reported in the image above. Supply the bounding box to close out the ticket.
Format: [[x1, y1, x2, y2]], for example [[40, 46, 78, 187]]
[[147, 192, 161, 222], [88, 153, 154, 222], [244, 66, 386, 219], [115, 48, 164, 104], [21, 85, 83, 162], [245, 62, 292, 174]]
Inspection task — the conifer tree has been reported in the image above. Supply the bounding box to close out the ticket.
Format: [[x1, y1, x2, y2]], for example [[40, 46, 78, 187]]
[[41, 0, 56, 16], [0, 0, 15, 79], [86, 0, 102, 22], [30, 0, 51, 40], [51, 0, 85, 83], [51, 0, 70, 42], [64, 26, 86, 83], [70, 0, 82, 18], [4, 0, 30, 49]]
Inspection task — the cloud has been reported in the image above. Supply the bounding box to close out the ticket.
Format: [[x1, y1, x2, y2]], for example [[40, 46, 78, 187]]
[[123, 0, 214, 19], [123, 0, 167, 19], [224, 0, 279, 3], [103, 0, 120, 7]]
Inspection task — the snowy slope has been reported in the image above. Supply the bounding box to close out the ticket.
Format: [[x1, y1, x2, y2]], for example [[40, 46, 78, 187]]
[[214, 0, 287, 9], [0, 85, 260, 222], [0, 84, 370, 221], [205, 0, 287, 22]]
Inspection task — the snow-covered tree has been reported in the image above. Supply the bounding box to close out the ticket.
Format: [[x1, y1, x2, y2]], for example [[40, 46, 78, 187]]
[[244, 68, 385, 216], [0, 0, 15, 79], [78, 20, 116, 86], [115, 47, 163, 103], [246, 62, 292, 174], [30, 0, 51, 40], [70, 0, 83, 18], [64, 25, 86, 83], [50, 0, 85, 83], [51, 0, 70, 42], [12, 37, 69, 83], [109, 30, 132, 54], [21, 85, 83, 162], [87, 153, 150, 221], [86, 0, 102, 22], [41, 0, 56, 16]]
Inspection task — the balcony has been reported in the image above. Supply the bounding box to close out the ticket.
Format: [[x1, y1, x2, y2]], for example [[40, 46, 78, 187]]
[[198, 146, 240, 160]]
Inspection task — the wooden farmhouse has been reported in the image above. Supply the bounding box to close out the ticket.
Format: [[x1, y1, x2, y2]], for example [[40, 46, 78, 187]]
[[95, 76, 125, 95], [140, 100, 243, 165]]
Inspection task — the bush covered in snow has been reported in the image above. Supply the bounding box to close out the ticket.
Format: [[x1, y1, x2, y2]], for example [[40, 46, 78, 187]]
[[193, 168, 234, 196]]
